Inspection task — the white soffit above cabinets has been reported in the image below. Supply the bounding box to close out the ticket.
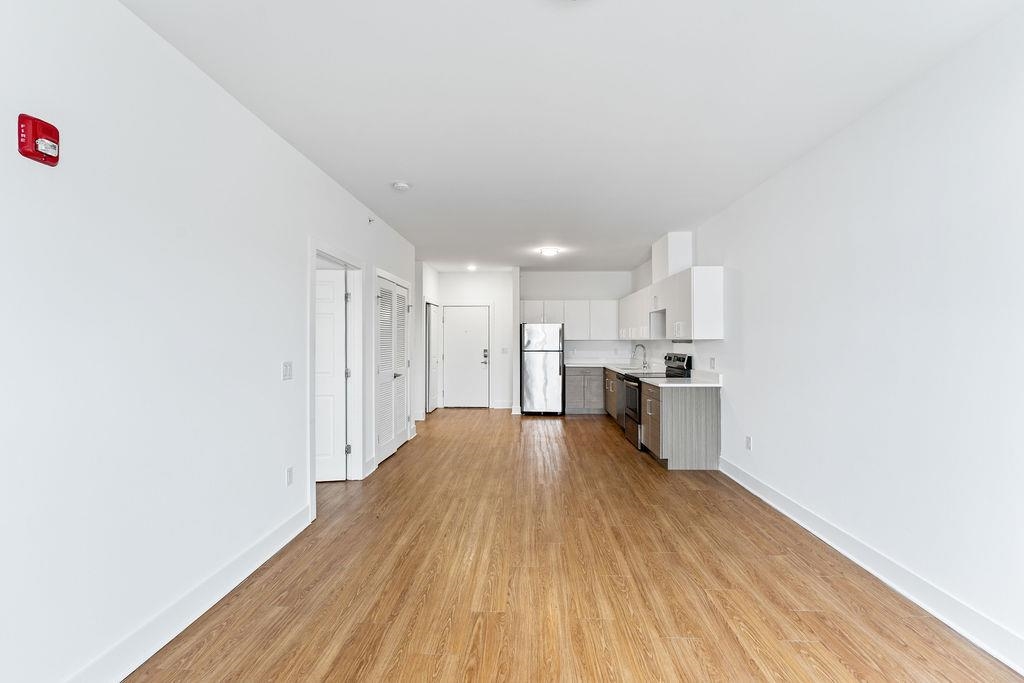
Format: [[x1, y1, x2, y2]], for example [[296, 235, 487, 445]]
[[120, 0, 1015, 271]]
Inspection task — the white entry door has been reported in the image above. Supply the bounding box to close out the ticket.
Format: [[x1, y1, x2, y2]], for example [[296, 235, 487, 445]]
[[315, 270, 347, 481], [427, 304, 441, 413], [443, 306, 489, 408], [376, 276, 410, 461]]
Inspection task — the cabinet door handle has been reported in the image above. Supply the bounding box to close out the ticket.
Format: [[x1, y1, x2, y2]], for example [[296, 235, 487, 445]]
[[646, 398, 652, 415]]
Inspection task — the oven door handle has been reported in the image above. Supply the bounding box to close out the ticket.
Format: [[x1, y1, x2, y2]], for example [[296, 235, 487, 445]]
[[623, 380, 640, 388]]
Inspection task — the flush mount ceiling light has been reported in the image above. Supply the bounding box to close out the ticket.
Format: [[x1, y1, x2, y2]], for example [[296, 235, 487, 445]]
[[391, 181, 412, 192], [467, 264, 478, 271], [538, 247, 561, 257]]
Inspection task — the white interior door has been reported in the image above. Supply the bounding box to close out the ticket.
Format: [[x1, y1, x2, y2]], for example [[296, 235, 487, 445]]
[[443, 306, 489, 408], [315, 270, 347, 481], [375, 276, 410, 461], [427, 303, 441, 412]]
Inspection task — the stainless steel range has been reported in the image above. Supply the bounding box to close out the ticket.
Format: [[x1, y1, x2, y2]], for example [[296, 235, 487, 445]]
[[622, 354, 692, 449]]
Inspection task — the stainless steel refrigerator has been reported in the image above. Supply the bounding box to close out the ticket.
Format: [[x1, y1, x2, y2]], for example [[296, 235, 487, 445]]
[[521, 323, 564, 414]]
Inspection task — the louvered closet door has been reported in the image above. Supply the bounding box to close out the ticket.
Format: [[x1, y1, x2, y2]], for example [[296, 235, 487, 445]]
[[392, 285, 410, 444], [375, 278, 396, 458], [375, 277, 411, 462]]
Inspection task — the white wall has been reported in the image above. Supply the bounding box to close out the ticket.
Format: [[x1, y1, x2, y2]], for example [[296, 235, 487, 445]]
[[630, 260, 653, 291], [438, 271, 515, 409], [412, 262, 440, 422], [651, 232, 694, 283], [0, 2, 414, 681], [511, 266, 521, 414], [520, 270, 632, 300], [422, 262, 440, 302], [695, 10, 1024, 672]]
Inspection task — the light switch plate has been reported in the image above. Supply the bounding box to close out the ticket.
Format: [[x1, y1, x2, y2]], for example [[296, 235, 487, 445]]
[[282, 361, 294, 381], [745, 436, 753, 451], [709, 357, 717, 370], [285, 466, 294, 486]]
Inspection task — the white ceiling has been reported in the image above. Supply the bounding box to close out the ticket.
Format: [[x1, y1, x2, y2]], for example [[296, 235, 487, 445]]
[[121, 0, 1013, 271]]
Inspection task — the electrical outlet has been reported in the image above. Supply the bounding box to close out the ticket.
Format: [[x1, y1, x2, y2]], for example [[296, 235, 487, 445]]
[[285, 466, 294, 486], [281, 361, 294, 381], [745, 436, 753, 451], [709, 357, 717, 370]]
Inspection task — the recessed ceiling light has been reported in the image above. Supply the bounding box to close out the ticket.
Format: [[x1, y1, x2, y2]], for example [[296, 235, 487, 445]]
[[539, 247, 561, 257], [391, 181, 412, 192], [467, 264, 478, 271]]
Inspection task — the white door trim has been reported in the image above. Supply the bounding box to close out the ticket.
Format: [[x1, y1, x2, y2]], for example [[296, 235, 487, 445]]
[[425, 301, 441, 414], [441, 303, 492, 408], [307, 238, 365, 523]]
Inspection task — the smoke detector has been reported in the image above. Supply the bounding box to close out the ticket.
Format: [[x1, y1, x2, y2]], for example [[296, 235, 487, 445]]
[[391, 181, 412, 192]]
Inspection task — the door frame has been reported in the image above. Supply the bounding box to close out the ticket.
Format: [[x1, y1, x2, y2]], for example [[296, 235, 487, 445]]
[[374, 268, 413, 467], [307, 238, 364, 523], [425, 299, 440, 414], [441, 304, 491, 408]]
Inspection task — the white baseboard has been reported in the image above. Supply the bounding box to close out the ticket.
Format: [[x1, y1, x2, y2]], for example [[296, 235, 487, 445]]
[[70, 506, 311, 683], [719, 460, 1024, 676]]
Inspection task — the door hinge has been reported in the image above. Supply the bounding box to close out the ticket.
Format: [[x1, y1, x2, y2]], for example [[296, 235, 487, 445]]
[[408, 304, 413, 313], [345, 368, 351, 379], [345, 292, 352, 303], [345, 444, 352, 455], [407, 360, 411, 368]]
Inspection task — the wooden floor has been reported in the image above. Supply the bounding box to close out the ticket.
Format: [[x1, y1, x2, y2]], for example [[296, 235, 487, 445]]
[[130, 410, 1018, 681]]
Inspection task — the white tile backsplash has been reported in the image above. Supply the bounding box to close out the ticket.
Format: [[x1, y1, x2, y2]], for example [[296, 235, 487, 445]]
[[565, 339, 688, 367]]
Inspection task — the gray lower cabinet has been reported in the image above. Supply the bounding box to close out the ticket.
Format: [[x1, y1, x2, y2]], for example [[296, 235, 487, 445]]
[[603, 369, 616, 417], [640, 383, 720, 470], [603, 369, 625, 426], [566, 367, 605, 414], [640, 386, 662, 458]]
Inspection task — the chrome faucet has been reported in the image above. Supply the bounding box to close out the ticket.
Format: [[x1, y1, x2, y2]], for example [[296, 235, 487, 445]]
[[632, 344, 648, 370]]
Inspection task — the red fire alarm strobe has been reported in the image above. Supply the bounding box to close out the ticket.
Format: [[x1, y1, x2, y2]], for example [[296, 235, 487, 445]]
[[18, 114, 60, 166]]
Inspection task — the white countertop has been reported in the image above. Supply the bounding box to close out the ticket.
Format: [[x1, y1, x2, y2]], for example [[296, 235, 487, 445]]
[[639, 373, 722, 388], [561, 361, 722, 388]]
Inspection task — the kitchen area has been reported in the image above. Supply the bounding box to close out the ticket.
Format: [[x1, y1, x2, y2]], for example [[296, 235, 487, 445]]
[[519, 234, 725, 470]]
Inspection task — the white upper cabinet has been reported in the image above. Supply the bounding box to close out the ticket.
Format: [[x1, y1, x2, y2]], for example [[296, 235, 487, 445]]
[[618, 297, 629, 339], [521, 300, 544, 324], [665, 266, 724, 340], [632, 287, 652, 339], [543, 300, 565, 324], [563, 300, 590, 339], [613, 267, 724, 341], [589, 300, 618, 340]]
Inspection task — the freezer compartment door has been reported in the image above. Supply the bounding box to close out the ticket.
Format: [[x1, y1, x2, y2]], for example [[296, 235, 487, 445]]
[[522, 351, 563, 412], [522, 324, 563, 351]]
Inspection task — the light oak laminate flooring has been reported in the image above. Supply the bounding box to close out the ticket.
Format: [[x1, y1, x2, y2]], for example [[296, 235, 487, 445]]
[[129, 409, 1019, 681]]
